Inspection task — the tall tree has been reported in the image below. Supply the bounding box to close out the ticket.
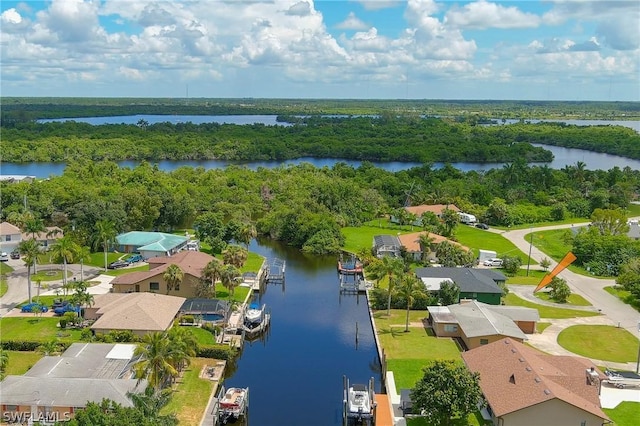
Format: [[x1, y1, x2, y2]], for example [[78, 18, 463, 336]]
[[76, 245, 92, 282], [590, 208, 629, 236], [367, 256, 404, 316], [411, 360, 483, 426], [223, 244, 248, 268], [220, 264, 241, 296], [134, 332, 178, 392], [23, 217, 46, 241], [163, 264, 184, 294], [200, 259, 223, 298], [18, 238, 41, 303], [127, 387, 178, 426], [397, 275, 425, 332], [418, 233, 436, 264], [438, 280, 460, 306], [50, 235, 80, 287], [440, 208, 460, 237], [237, 222, 257, 248], [95, 219, 118, 271]]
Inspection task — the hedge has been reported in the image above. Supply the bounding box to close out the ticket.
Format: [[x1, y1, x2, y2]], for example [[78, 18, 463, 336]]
[[1, 340, 72, 351], [197, 344, 238, 360]]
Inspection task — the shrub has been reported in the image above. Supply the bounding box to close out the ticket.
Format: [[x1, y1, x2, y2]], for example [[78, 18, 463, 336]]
[[181, 315, 195, 324], [59, 319, 68, 329], [502, 255, 522, 276], [197, 345, 238, 360], [80, 327, 94, 341], [1, 341, 71, 352]]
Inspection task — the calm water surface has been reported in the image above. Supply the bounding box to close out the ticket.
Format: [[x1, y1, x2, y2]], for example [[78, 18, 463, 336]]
[[228, 238, 381, 426]]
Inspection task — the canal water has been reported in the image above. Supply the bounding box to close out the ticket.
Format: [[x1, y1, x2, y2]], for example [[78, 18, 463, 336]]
[[226, 238, 382, 426]]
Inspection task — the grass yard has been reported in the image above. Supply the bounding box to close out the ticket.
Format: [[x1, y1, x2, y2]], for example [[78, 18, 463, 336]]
[[0, 262, 14, 274], [506, 269, 548, 285], [604, 402, 640, 426], [534, 291, 592, 306], [407, 413, 490, 426], [627, 203, 640, 217], [455, 225, 535, 264], [241, 251, 265, 273], [0, 277, 7, 298], [493, 218, 588, 231], [342, 226, 411, 253], [537, 322, 552, 333], [103, 264, 150, 276], [17, 295, 74, 308], [604, 286, 640, 312], [31, 269, 72, 282], [529, 229, 606, 277], [162, 357, 215, 425], [503, 293, 600, 319], [82, 251, 124, 268], [0, 317, 83, 343], [2, 351, 43, 375], [373, 309, 461, 389], [187, 326, 217, 345], [557, 325, 639, 363]]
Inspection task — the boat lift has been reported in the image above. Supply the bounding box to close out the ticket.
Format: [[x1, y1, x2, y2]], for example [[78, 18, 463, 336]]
[[343, 376, 376, 426]]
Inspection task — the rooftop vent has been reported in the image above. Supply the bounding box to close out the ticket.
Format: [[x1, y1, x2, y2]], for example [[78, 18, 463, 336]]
[[544, 389, 551, 395], [525, 367, 532, 372], [535, 377, 541, 383], [509, 374, 516, 384]]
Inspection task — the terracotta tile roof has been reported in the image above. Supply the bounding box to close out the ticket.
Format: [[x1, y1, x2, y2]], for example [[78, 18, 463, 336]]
[[20, 226, 63, 241], [90, 292, 185, 332], [398, 231, 469, 252], [112, 250, 216, 285], [404, 204, 460, 215], [461, 338, 608, 421], [0, 221, 21, 235]]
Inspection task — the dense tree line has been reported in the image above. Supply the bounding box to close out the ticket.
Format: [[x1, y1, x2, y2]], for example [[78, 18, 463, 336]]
[[1, 159, 638, 257]]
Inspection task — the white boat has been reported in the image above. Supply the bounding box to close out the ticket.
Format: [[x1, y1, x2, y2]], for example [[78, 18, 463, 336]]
[[218, 386, 249, 424], [343, 376, 375, 424], [604, 369, 640, 388], [245, 303, 265, 325]]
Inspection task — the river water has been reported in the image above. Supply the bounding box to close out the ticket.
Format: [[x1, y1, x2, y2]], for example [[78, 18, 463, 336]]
[[229, 238, 381, 425]]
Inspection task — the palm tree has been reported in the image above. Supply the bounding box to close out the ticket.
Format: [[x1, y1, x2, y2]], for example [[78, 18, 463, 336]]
[[134, 332, 178, 392], [23, 217, 46, 241], [397, 275, 425, 332], [18, 238, 41, 303], [94, 220, 117, 271], [201, 259, 223, 298], [223, 244, 248, 268], [0, 349, 8, 378], [167, 327, 198, 374], [440, 208, 460, 237], [418, 233, 436, 264], [49, 235, 80, 287], [127, 387, 178, 426], [163, 264, 183, 294], [70, 281, 94, 320], [237, 222, 257, 248], [37, 339, 61, 356], [76, 245, 91, 282], [220, 264, 241, 296], [367, 256, 404, 316]]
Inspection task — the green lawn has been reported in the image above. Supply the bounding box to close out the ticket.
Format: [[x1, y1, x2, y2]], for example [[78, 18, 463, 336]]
[[342, 225, 411, 253], [83, 252, 124, 268], [530, 229, 606, 277], [557, 325, 639, 363], [604, 286, 640, 312], [506, 269, 548, 285], [0, 317, 83, 342], [31, 269, 72, 282], [17, 295, 71, 308], [162, 357, 215, 426], [241, 251, 264, 273], [0, 262, 14, 274], [503, 293, 600, 319], [534, 291, 592, 306], [373, 309, 461, 389], [493, 218, 588, 231], [627, 203, 640, 217], [407, 413, 490, 426], [604, 402, 640, 426], [103, 264, 150, 276], [537, 322, 552, 333], [187, 326, 217, 345], [455, 225, 535, 264], [0, 277, 7, 298], [2, 351, 43, 375]]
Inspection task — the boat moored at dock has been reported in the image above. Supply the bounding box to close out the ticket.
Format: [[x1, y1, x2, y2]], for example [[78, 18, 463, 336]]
[[243, 302, 271, 338], [343, 376, 376, 425], [218, 385, 249, 424]]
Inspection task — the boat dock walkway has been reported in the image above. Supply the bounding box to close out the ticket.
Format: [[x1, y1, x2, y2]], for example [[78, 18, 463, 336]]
[[374, 393, 394, 426]]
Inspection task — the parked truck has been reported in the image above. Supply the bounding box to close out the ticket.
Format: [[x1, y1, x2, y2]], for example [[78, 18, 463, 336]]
[[478, 250, 497, 264]]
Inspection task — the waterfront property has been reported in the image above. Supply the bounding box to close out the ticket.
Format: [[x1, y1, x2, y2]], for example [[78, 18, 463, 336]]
[[0, 343, 146, 422], [86, 292, 185, 336], [397, 231, 469, 262], [373, 234, 401, 258], [415, 267, 506, 305], [427, 300, 539, 349], [110, 250, 214, 298], [115, 231, 188, 258], [180, 298, 231, 324], [462, 338, 609, 426]]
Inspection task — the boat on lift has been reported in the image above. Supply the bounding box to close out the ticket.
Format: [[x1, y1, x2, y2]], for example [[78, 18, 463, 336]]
[[243, 302, 270, 337], [218, 385, 249, 424], [343, 376, 376, 425]]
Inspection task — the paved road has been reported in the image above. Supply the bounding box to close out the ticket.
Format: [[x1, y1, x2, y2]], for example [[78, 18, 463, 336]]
[[498, 221, 640, 338]]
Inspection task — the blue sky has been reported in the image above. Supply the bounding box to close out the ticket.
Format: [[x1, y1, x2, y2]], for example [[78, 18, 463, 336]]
[[1, 1, 638, 100]]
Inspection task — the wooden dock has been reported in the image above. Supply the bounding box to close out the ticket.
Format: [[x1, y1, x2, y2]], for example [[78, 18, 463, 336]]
[[265, 258, 286, 284], [374, 394, 394, 426]]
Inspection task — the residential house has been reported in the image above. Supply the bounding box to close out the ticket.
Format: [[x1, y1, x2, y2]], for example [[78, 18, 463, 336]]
[[415, 267, 505, 305], [373, 234, 401, 258], [398, 231, 470, 262], [86, 292, 186, 336], [115, 231, 189, 259], [393, 204, 461, 226], [110, 250, 215, 298], [427, 300, 539, 349], [0, 221, 22, 253], [0, 343, 146, 423], [0, 175, 35, 184], [21, 226, 63, 251], [462, 338, 609, 426]]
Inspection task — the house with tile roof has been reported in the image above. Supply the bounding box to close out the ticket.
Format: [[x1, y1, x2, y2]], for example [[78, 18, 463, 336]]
[[427, 300, 539, 349], [0, 343, 146, 423], [391, 204, 461, 226], [86, 292, 186, 336], [21, 226, 64, 251], [462, 338, 609, 426], [415, 267, 505, 305], [397, 231, 470, 262], [0, 221, 22, 253], [110, 250, 215, 298], [115, 231, 188, 259]]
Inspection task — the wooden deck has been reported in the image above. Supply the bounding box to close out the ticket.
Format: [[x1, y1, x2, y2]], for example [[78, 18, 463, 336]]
[[374, 394, 394, 426]]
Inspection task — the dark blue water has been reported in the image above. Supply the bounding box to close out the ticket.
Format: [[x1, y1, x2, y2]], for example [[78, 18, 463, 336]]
[[226, 238, 381, 426]]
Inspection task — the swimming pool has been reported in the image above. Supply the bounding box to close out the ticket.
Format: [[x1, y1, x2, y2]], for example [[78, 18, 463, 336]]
[[201, 313, 224, 322]]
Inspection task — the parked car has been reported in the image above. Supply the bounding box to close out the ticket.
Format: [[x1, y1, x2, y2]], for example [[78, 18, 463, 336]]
[[483, 258, 503, 267], [10, 250, 20, 259], [54, 304, 80, 316], [108, 259, 129, 269], [0, 252, 8, 262], [21, 302, 49, 313], [125, 254, 144, 264], [475, 223, 489, 230]]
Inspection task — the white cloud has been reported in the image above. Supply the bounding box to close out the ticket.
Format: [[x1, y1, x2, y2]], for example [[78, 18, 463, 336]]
[[1, 8, 22, 24], [356, 1, 403, 11], [445, 0, 541, 30], [336, 12, 369, 31], [286, 1, 312, 17]]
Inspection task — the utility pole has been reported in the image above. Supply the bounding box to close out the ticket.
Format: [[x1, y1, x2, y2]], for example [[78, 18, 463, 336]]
[[526, 229, 533, 276]]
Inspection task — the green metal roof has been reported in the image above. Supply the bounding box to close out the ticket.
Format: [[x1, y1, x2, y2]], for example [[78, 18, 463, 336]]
[[116, 232, 188, 253]]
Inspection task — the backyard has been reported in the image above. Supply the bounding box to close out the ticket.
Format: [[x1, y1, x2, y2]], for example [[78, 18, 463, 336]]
[[0, 317, 83, 342]]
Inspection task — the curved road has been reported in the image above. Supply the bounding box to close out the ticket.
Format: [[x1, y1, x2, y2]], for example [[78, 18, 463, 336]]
[[499, 221, 640, 338]]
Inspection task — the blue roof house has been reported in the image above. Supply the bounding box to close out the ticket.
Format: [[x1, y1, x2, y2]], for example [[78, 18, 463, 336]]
[[115, 231, 188, 259]]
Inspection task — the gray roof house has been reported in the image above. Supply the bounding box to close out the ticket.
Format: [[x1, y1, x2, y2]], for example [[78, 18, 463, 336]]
[[373, 234, 401, 258], [0, 343, 146, 422], [415, 267, 506, 305]]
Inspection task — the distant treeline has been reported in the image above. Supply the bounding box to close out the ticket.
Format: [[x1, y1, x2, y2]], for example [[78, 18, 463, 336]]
[[1, 97, 638, 121], [2, 116, 564, 163]]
